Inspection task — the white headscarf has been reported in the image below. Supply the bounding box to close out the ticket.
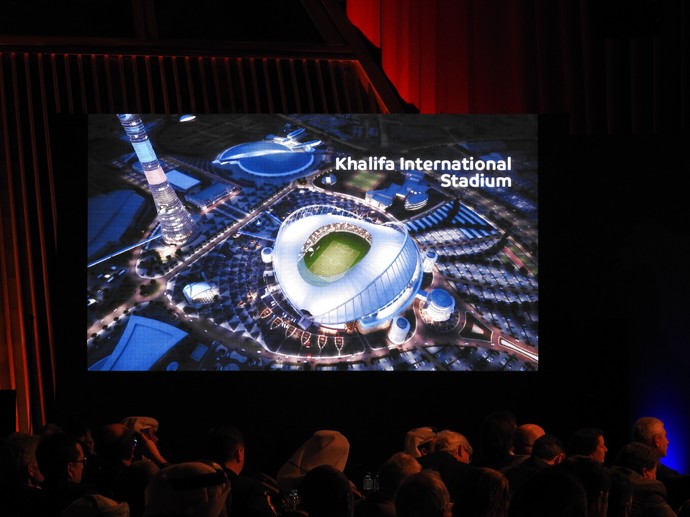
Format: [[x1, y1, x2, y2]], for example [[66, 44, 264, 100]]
[[143, 462, 230, 517], [277, 430, 350, 491]]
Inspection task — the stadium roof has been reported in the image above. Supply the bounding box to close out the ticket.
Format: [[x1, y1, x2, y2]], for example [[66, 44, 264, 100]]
[[215, 141, 315, 177], [89, 316, 187, 371], [272, 206, 423, 326]]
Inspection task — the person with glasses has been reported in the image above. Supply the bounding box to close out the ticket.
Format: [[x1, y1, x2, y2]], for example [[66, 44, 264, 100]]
[[35, 431, 101, 516]]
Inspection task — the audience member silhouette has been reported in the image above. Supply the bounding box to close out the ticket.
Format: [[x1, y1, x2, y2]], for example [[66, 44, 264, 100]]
[[513, 424, 545, 456], [632, 416, 690, 512], [404, 427, 438, 458], [121, 418, 170, 469], [417, 429, 479, 506], [612, 441, 676, 517], [62, 414, 98, 484], [38, 422, 64, 438], [205, 424, 276, 517], [607, 467, 634, 517], [509, 462, 589, 517], [355, 451, 421, 517], [35, 431, 98, 516], [568, 428, 609, 464], [419, 429, 473, 467], [292, 464, 355, 517], [500, 423, 546, 473], [473, 411, 517, 471], [454, 467, 510, 517], [122, 417, 160, 437], [142, 461, 230, 517], [504, 433, 566, 497], [395, 470, 453, 517], [121, 417, 163, 462], [92, 423, 160, 517], [10, 410, 688, 517], [631, 419, 669, 466], [276, 430, 350, 492], [0, 432, 45, 517], [61, 493, 131, 517], [560, 455, 612, 517]]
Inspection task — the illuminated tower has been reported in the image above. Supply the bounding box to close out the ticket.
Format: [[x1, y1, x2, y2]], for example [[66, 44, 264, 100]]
[[117, 114, 198, 245]]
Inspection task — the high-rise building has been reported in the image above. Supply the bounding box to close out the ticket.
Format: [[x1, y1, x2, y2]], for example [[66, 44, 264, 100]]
[[117, 114, 198, 245]]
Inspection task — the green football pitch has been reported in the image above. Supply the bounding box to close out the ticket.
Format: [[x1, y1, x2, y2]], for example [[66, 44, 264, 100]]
[[304, 232, 370, 277], [344, 171, 385, 192]]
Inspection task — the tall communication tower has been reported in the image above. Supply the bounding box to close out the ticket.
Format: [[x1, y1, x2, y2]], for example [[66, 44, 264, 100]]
[[117, 114, 198, 245]]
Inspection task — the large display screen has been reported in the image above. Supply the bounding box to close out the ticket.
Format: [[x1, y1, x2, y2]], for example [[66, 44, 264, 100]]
[[87, 114, 538, 372]]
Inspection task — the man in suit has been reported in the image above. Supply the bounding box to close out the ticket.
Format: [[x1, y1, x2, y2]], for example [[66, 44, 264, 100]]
[[612, 441, 676, 517]]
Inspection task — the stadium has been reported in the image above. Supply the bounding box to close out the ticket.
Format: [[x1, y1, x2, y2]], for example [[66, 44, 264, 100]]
[[182, 281, 219, 306], [270, 205, 424, 333], [213, 140, 316, 178]]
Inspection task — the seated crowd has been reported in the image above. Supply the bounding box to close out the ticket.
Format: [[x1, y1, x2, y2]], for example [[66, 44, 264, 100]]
[[1, 413, 689, 517]]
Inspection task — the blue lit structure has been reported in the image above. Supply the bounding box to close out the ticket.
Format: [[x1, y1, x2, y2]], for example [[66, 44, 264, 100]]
[[272, 205, 423, 332], [214, 141, 315, 177], [117, 114, 198, 245]]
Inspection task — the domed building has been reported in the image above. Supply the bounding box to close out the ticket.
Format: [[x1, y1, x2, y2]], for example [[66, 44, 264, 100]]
[[271, 205, 424, 333], [212, 135, 322, 185], [420, 288, 455, 322], [183, 281, 219, 306]]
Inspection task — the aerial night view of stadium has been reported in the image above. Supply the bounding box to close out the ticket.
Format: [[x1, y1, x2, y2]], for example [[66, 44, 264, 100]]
[[87, 114, 538, 372]]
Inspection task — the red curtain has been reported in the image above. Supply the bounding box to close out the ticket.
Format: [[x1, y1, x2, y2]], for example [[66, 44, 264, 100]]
[[0, 52, 58, 431], [347, 0, 689, 133]]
